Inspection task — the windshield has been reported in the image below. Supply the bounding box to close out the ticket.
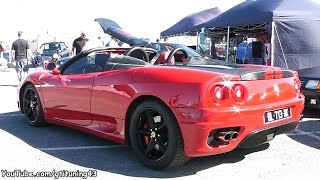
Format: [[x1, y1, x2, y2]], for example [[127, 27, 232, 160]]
[[41, 43, 62, 51]]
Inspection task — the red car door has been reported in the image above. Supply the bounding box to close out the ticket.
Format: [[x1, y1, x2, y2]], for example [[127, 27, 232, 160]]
[[41, 54, 102, 126], [90, 68, 136, 136]]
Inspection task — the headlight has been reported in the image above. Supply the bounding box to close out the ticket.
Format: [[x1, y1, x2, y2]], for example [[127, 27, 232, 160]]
[[305, 80, 320, 89]]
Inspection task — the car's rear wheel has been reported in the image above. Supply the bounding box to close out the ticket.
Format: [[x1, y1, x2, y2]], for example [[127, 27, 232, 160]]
[[129, 100, 189, 169], [22, 84, 46, 127]]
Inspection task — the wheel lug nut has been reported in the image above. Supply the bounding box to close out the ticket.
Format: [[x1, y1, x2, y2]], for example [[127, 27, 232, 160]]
[[158, 134, 160, 137], [155, 128, 157, 131]]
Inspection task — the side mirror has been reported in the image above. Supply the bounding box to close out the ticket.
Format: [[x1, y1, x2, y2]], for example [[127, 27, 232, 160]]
[[52, 68, 60, 75], [45, 61, 56, 71]]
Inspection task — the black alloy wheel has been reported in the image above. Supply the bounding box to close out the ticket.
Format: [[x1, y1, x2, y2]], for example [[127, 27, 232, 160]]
[[136, 108, 168, 160], [22, 85, 46, 127], [129, 100, 189, 169]]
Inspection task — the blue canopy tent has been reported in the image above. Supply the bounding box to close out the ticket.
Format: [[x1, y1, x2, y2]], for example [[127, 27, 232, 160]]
[[160, 7, 223, 37], [197, 0, 320, 70]]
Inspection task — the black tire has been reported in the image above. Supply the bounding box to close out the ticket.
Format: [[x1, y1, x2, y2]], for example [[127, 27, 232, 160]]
[[129, 100, 189, 169], [22, 84, 47, 127]]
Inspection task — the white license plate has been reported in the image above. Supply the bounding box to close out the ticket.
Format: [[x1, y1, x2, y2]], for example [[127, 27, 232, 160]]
[[264, 107, 291, 123]]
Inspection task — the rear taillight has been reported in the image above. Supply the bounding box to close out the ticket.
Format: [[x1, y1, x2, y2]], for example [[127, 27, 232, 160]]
[[231, 84, 246, 102], [210, 85, 229, 103]]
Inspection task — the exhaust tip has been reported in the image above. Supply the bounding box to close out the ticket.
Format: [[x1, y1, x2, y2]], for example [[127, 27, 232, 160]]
[[231, 132, 238, 140], [224, 132, 232, 141], [208, 127, 241, 145], [215, 132, 232, 142]]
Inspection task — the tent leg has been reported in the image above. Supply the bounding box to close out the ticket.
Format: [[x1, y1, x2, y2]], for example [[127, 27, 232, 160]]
[[271, 21, 275, 67], [226, 26, 230, 61], [196, 31, 199, 52]]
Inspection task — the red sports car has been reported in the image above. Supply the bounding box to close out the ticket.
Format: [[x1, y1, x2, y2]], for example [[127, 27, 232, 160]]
[[17, 47, 304, 169]]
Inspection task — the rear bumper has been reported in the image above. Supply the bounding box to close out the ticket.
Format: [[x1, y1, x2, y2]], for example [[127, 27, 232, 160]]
[[301, 89, 320, 109], [237, 120, 299, 148], [174, 97, 304, 157]]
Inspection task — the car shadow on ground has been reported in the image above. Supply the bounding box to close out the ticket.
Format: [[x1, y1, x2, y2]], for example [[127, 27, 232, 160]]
[[302, 108, 320, 118], [286, 108, 320, 150], [1, 111, 270, 178]]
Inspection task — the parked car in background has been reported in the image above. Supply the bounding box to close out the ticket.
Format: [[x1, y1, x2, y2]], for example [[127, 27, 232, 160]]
[[39, 42, 70, 58], [298, 66, 320, 109]]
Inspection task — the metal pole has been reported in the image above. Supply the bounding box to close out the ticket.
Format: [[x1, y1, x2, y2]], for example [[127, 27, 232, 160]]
[[196, 31, 199, 52], [226, 26, 230, 61], [270, 21, 275, 67]]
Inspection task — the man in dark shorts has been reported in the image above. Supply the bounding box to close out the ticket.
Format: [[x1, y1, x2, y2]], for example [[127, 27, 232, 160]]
[[72, 32, 88, 55], [11, 31, 31, 82]]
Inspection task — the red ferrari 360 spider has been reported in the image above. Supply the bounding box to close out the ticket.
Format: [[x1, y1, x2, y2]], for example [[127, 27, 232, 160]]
[[17, 46, 304, 169]]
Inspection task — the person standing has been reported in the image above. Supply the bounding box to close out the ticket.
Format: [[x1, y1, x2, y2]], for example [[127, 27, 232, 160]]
[[210, 37, 218, 59], [72, 32, 88, 55], [11, 31, 31, 82], [0, 42, 4, 58], [0, 42, 5, 66], [33, 49, 44, 71]]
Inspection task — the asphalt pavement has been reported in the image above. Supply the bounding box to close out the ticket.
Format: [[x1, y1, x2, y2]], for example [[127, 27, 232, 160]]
[[0, 66, 319, 180], [0, 66, 19, 86], [0, 65, 39, 86]]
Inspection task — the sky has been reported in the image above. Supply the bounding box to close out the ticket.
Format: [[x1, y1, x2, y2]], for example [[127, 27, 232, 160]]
[[1, 0, 245, 43]]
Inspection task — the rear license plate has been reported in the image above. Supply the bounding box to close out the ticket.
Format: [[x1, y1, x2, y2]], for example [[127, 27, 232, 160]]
[[264, 107, 291, 123]]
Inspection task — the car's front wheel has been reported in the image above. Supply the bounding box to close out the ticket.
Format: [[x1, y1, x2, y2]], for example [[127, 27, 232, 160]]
[[129, 100, 189, 169], [22, 84, 47, 127]]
